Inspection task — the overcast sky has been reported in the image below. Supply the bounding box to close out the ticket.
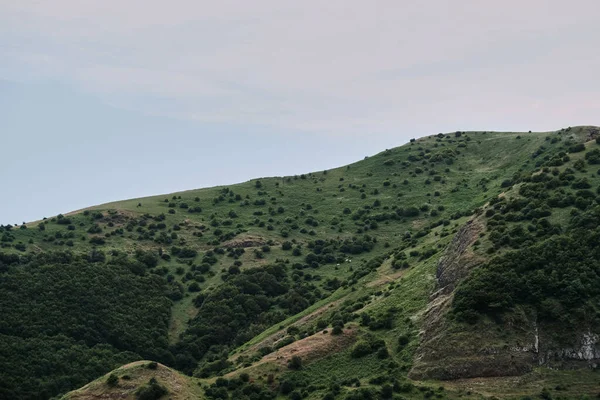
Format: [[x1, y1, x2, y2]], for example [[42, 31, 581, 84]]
[[2, 1, 600, 223]]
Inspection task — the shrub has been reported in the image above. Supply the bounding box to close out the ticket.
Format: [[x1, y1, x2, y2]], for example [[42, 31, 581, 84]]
[[136, 250, 159, 268], [257, 346, 274, 356], [87, 224, 102, 234], [376, 347, 389, 359], [540, 388, 552, 400], [381, 384, 393, 399], [350, 341, 372, 358], [56, 215, 72, 225], [287, 355, 302, 370], [106, 373, 118, 387], [89, 237, 106, 245], [398, 334, 410, 347], [289, 391, 302, 400], [135, 378, 168, 400], [403, 207, 420, 217], [569, 143, 585, 153], [178, 248, 198, 258], [275, 336, 295, 349], [146, 361, 158, 370], [585, 148, 600, 164], [392, 259, 409, 270]]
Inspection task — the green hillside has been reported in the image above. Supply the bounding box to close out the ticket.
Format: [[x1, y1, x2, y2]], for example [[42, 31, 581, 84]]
[[2, 126, 600, 399]]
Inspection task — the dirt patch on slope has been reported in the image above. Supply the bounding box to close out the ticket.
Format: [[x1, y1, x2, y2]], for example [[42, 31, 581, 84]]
[[263, 325, 358, 367], [236, 298, 346, 360], [229, 326, 358, 377]]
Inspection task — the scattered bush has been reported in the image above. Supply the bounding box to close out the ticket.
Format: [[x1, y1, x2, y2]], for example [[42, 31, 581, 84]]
[[135, 378, 168, 400], [287, 355, 302, 370], [106, 373, 118, 387]]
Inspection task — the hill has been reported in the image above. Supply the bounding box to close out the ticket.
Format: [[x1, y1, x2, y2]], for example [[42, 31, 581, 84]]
[[62, 361, 201, 400], [1, 126, 600, 399]]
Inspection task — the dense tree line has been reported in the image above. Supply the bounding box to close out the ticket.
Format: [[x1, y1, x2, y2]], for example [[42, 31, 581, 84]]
[[0, 251, 172, 399], [454, 206, 600, 333], [172, 262, 323, 376], [454, 226, 600, 328]]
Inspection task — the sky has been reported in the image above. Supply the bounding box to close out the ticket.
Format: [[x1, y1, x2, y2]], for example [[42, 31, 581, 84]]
[[2, 1, 600, 224]]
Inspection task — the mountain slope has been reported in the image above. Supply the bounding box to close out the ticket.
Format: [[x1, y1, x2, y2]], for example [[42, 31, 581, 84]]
[[2, 126, 600, 399]]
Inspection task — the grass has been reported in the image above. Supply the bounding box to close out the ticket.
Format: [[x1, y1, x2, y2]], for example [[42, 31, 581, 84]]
[[7, 126, 600, 399], [62, 361, 203, 400], [434, 368, 600, 398], [300, 348, 386, 387]]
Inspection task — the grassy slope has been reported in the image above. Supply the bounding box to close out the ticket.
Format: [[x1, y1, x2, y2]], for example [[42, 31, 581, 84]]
[[4, 129, 550, 338], [61, 361, 202, 400], [9, 126, 600, 399]]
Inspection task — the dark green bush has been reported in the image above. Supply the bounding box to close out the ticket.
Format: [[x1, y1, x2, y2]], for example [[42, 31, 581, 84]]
[[106, 373, 119, 387], [287, 355, 302, 370], [135, 378, 168, 400], [569, 143, 585, 153]]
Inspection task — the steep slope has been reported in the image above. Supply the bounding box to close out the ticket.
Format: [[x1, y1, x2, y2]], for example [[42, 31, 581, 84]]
[[411, 128, 600, 381], [2, 127, 600, 399]]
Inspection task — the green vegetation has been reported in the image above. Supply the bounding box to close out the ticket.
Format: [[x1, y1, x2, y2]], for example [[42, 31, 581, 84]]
[[0, 251, 171, 399], [453, 131, 600, 339], [2, 126, 600, 399], [135, 377, 168, 400]]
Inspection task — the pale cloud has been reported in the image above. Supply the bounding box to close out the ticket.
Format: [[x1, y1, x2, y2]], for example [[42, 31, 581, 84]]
[[2, 0, 600, 135]]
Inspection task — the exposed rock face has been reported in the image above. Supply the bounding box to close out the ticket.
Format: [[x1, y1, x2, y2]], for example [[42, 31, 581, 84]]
[[410, 217, 499, 380], [411, 216, 600, 380], [410, 354, 534, 380], [419, 216, 485, 340], [585, 127, 599, 141], [435, 218, 485, 294], [539, 332, 600, 369]]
